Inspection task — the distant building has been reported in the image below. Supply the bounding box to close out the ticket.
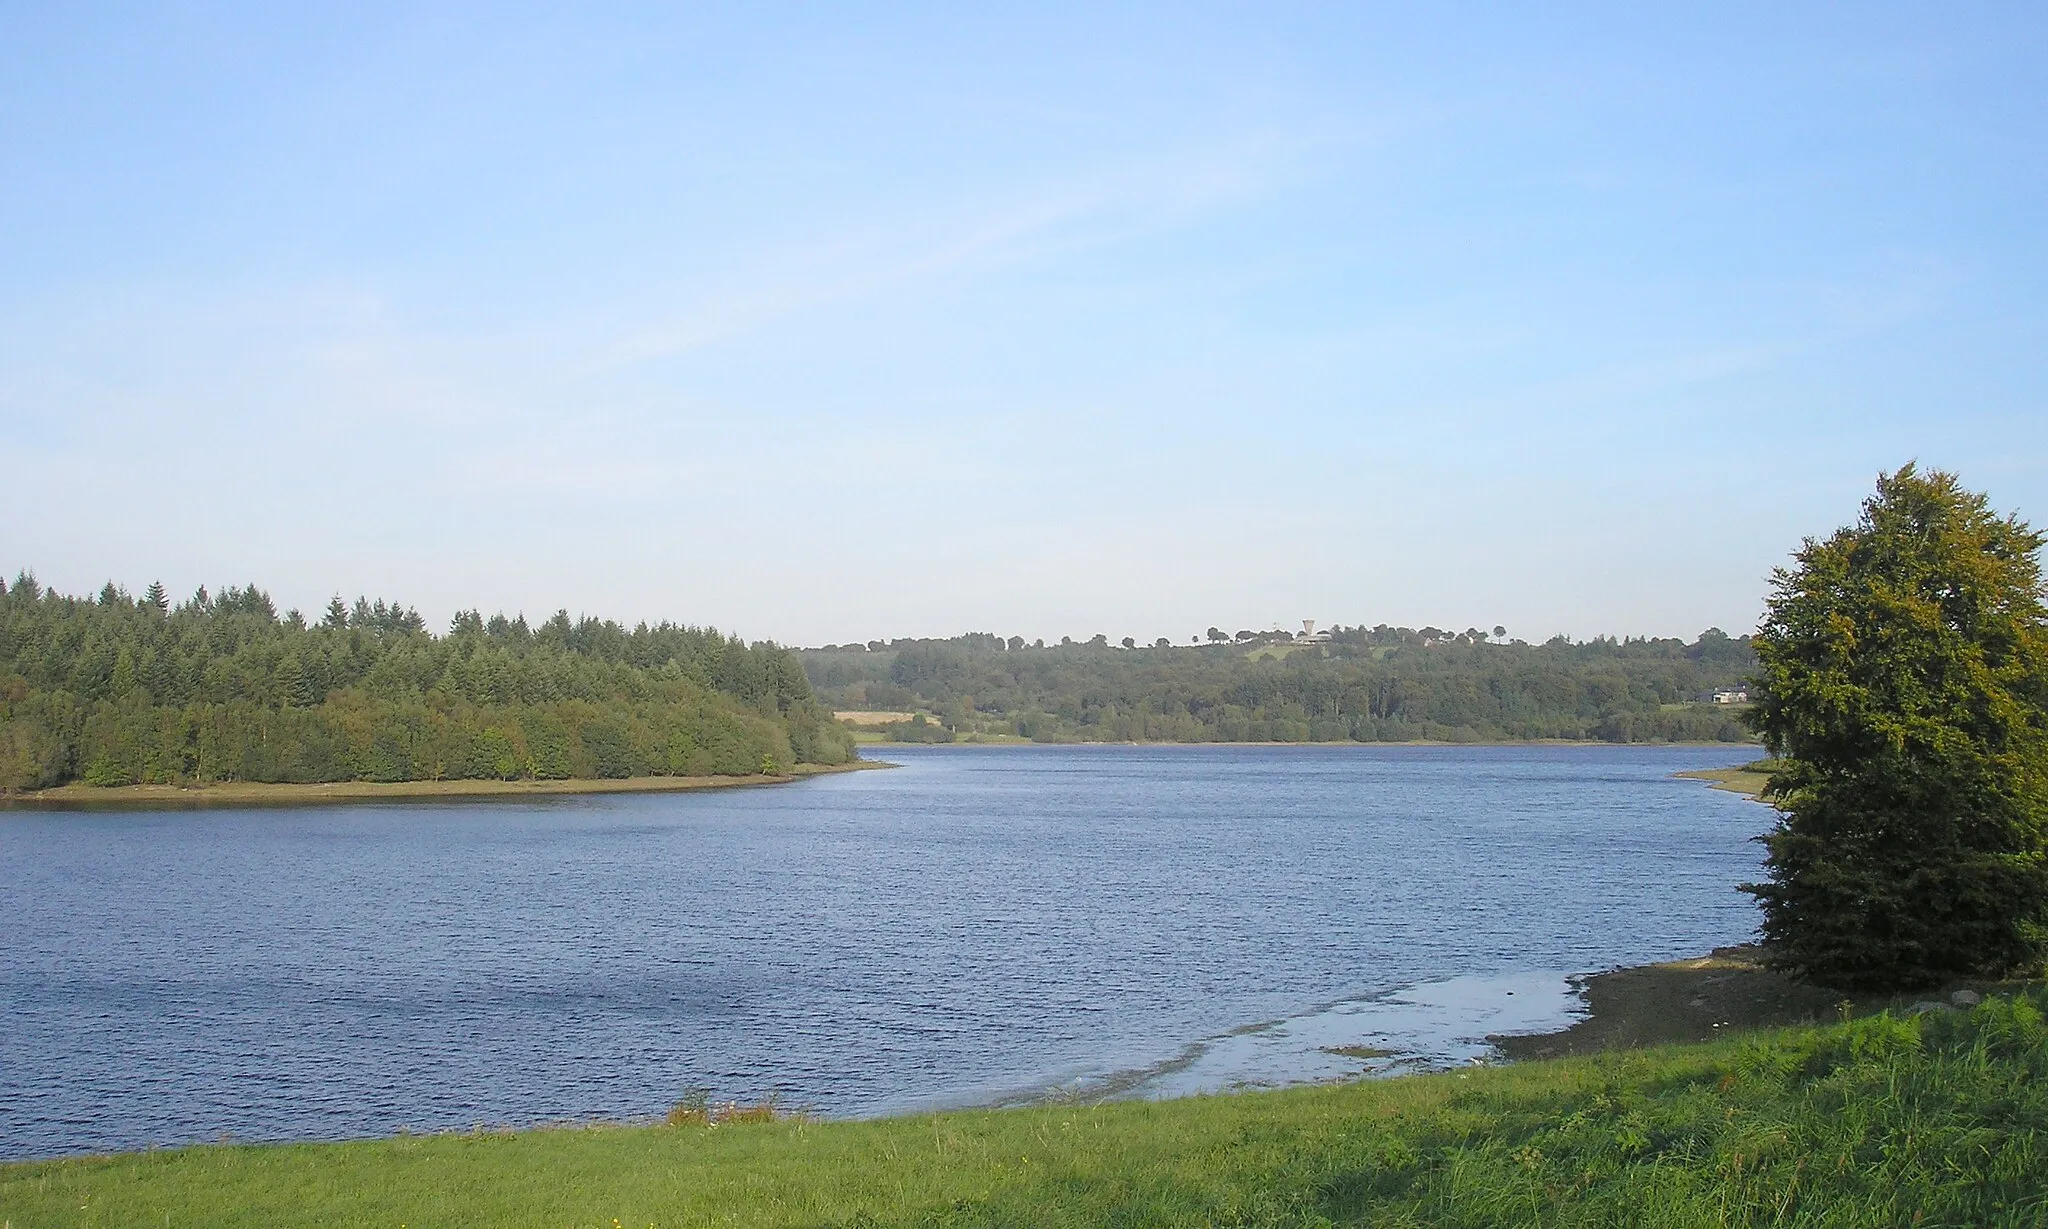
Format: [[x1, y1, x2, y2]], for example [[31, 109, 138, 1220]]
[[1711, 688, 1750, 704], [1295, 619, 1332, 645]]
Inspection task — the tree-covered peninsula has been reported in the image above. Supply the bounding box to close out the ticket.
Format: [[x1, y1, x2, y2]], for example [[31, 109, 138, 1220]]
[[804, 625, 1759, 744], [0, 573, 856, 792]]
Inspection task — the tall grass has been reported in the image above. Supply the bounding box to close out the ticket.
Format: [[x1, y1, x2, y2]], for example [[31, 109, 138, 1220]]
[[6, 993, 2045, 1227]]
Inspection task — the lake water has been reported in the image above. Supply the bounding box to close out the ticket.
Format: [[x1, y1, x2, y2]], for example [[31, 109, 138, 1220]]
[[0, 743, 1769, 1160]]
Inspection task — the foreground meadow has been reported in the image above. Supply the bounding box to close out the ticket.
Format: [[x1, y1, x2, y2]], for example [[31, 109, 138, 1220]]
[[6, 991, 2045, 1228]]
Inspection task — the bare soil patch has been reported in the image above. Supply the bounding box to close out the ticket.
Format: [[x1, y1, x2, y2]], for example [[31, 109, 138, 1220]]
[[1492, 947, 1848, 1059]]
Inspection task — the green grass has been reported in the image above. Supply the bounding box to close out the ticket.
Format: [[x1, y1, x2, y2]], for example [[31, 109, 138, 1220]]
[[1675, 759, 1778, 799], [1244, 643, 1306, 662], [7, 994, 2048, 1227]]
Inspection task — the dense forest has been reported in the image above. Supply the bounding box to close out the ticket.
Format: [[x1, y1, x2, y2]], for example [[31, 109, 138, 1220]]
[[802, 624, 1759, 744], [0, 572, 855, 791]]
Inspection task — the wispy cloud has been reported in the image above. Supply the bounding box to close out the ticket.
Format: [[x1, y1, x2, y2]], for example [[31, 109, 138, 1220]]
[[601, 133, 1311, 366]]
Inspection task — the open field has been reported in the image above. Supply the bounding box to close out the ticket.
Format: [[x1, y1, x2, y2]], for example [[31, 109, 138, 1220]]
[[0, 761, 885, 809], [1243, 642, 1308, 662], [6, 993, 2046, 1226]]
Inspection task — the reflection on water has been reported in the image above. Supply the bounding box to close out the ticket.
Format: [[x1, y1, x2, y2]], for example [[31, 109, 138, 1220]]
[[0, 744, 1764, 1159]]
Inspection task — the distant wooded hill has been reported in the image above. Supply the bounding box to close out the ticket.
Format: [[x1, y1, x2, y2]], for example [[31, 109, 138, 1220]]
[[0, 572, 854, 791], [801, 626, 1758, 744]]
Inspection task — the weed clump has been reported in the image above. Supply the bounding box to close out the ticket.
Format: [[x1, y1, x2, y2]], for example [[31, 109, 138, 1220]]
[[665, 1089, 794, 1128]]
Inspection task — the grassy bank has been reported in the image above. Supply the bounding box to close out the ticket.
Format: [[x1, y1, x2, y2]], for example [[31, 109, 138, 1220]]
[[0, 760, 887, 808], [7, 993, 2046, 1227], [1674, 759, 1776, 798]]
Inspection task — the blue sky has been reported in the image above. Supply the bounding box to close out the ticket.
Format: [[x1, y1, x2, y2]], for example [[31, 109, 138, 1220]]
[[3, 4, 2044, 646]]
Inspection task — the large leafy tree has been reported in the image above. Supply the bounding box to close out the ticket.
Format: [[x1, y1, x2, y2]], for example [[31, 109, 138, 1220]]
[[1744, 465, 2048, 988]]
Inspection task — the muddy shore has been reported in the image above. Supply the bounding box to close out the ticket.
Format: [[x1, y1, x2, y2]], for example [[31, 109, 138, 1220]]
[[1493, 946, 1845, 1059], [0, 759, 891, 809], [1491, 944, 2038, 1060], [1494, 761, 2034, 1059]]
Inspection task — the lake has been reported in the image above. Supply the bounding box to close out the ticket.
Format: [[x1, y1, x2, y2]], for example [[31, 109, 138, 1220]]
[[0, 743, 1768, 1160]]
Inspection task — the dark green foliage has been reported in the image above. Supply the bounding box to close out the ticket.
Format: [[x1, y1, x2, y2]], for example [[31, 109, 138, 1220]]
[[805, 627, 1757, 744], [883, 712, 953, 743], [0, 575, 854, 789], [1744, 466, 2048, 989]]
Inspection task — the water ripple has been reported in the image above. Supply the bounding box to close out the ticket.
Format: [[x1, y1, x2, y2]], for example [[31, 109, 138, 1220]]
[[0, 744, 1765, 1159]]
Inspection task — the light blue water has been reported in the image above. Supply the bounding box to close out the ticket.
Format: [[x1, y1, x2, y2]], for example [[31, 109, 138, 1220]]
[[0, 744, 1767, 1159]]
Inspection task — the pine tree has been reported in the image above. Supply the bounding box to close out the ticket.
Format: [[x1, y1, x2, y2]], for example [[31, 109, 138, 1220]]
[[110, 647, 136, 696], [144, 581, 168, 613], [278, 653, 317, 708], [1744, 465, 2048, 988]]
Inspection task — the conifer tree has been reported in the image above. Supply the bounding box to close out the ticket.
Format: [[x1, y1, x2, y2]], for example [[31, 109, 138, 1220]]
[[293, 658, 317, 707], [0, 572, 856, 788]]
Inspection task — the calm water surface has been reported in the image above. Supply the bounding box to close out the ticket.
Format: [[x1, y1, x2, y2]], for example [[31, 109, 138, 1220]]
[[0, 744, 1767, 1159]]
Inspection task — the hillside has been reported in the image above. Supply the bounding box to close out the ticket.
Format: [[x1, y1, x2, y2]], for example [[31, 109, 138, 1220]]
[[0, 572, 855, 791], [802, 626, 1759, 744]]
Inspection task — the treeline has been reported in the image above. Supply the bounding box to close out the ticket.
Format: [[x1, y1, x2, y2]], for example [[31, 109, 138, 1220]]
[[802, 626, 1758, 744], [0, 572, 856, 791]]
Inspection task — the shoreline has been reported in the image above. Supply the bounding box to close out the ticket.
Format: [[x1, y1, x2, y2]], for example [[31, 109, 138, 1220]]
[[0, 759, 891, 810], [861, 737, 1763, 750], [2, 986, 2030, 1226], [1490, 944, 2032, 1062], [1672, 760, 1774, 797], [1489, 946, 1841, 1061], [7, 944, 2005, 1167]]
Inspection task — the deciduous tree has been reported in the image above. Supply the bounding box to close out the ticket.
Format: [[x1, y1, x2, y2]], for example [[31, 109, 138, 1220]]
[[1744, 465, 2048, 988]]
